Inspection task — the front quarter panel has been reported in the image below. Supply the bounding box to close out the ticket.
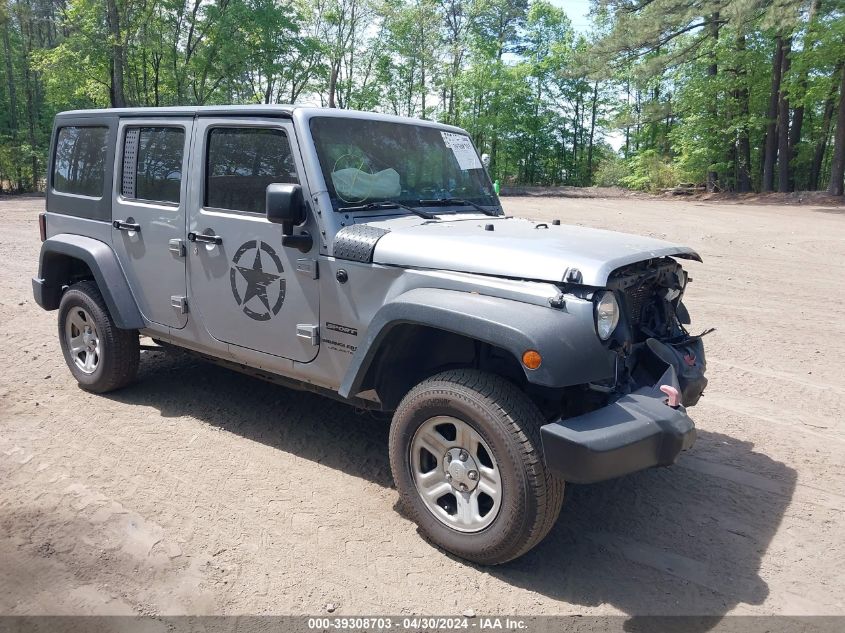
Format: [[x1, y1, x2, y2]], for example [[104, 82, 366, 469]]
[[338, 286, 616, 398]]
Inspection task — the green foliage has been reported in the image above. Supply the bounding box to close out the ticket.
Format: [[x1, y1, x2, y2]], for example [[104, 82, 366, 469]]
[[594, 156, 626, 187], [592, 0, 845, 193], [620, 150, 678, 193], [1, 0, 843, 194]]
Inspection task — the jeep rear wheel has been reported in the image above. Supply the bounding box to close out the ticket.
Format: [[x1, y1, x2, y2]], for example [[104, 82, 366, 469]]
[[58, 281, 139, 393], [389, 369, 564, 565]]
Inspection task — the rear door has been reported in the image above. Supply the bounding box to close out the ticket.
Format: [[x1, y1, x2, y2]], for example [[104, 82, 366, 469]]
[[112, 118, 193, 329], [185, 117, 320, 362]]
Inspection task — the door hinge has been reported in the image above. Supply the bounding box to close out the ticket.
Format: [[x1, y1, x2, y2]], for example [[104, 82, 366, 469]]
[[171, 296, 188, 314], [296, 324, 319, 346], [168, 238, 186, 257], [295, 258, 319, 279]]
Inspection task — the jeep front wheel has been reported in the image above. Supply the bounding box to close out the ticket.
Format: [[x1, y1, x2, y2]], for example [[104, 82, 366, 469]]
[[388, 369, 564, 565], [58, 280, 139, 393]]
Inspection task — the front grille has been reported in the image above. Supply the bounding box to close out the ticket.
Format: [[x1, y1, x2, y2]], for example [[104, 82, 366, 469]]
[[622, 284, 656, 325]]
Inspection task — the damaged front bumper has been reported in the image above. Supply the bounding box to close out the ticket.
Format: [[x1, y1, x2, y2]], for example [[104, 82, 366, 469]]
[[540, 364, 698, 484]]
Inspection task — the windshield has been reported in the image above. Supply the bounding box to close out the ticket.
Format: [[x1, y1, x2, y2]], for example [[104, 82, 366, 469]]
[[309, 117, 497, 211]]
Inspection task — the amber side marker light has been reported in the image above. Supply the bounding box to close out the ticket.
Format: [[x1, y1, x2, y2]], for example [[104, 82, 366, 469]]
[[38, 212, 47, 242], [522, 350, 542, 370]]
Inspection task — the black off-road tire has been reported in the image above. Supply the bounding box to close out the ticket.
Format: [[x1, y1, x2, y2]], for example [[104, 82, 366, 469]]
[[389, 369, 564, 565], [58, 280, 140, 393]]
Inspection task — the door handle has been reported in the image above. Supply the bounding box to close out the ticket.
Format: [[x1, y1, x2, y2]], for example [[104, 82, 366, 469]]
[[113, 220, 141, 232], [187, 232, 223, 245]]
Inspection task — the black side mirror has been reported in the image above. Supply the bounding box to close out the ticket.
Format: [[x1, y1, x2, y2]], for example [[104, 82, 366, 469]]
[[266, 183, 312, 253], [266, 183, 306, 231]]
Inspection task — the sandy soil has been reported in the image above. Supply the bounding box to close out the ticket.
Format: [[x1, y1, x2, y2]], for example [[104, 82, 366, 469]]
[[1, 194, 843, 618]]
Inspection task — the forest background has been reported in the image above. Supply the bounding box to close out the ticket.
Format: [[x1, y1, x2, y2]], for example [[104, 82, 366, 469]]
[[1, 0, 844, 196]]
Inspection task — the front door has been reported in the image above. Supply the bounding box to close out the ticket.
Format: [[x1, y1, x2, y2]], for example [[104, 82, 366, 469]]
[[112, 118, 193, 329], [186, 118, 320, 362]]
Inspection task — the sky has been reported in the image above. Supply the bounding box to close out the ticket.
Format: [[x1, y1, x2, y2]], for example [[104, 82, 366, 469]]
[[551, 0, 594, 33]]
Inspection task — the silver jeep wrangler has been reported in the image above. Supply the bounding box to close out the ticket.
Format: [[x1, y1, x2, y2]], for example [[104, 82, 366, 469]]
[[33, 105, 707, 564]]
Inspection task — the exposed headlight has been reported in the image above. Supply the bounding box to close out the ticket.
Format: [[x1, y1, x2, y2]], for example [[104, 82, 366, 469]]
[[595, 291, 620, 340]]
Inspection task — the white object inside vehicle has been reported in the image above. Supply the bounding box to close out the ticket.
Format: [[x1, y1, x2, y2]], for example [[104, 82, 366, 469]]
[[331, 167, 401, 202]]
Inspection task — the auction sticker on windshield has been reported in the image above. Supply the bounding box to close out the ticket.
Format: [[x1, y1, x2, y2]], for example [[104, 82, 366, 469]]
[[441, 131, 482, 170]]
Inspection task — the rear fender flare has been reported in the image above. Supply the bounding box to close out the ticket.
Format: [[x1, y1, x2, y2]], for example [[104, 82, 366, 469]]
[[34, 234, 145, 330]]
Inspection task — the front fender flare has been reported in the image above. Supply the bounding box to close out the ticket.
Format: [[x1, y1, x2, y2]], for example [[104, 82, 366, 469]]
[[34, 234, 145, 330], [338, 287, 616, 399]]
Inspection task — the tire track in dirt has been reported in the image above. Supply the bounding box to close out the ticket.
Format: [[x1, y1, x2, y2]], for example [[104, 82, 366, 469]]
[[0, 430, 217, 615], [2, 196, 844, 617]]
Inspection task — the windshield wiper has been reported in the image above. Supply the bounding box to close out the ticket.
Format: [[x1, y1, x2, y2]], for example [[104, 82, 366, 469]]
[[337, 200, 436, 220], [418, 197, 501, 217]]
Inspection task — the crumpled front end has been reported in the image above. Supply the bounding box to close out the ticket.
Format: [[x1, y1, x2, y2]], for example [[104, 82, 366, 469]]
[[539, 255, 709, 484], [608, 256, 709, 403], [540, 341, 705, 484]]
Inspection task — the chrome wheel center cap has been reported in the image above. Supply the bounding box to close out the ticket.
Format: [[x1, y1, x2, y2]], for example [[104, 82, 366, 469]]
[[82, 331, 97, 349], [444, 448, 479, 492]]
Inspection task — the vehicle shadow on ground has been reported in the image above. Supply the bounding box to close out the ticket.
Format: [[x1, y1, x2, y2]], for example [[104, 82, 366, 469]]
[[487, 433, 795, 630], [108, 351, 796, 628], [111, 350, 395, 487]]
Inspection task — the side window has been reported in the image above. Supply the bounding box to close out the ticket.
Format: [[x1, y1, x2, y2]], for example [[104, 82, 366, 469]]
[[53, 126, 109, 197], [121, 127, 185, 204], [205, 127, 298, 213]]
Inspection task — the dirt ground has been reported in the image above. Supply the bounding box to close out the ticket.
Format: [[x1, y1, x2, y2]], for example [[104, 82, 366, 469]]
[[1, 194, 843, 618]]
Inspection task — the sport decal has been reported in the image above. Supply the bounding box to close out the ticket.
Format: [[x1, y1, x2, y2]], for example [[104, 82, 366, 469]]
[[325, 322, 358, 337], [229, 240, 286, 321]]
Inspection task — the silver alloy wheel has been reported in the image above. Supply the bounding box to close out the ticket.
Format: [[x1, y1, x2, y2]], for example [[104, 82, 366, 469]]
[[65, 307, 101, 374], [410, 415, 502, 533]]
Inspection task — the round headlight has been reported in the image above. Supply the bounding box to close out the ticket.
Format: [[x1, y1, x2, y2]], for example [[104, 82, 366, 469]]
[[595, 291, 620, 340]]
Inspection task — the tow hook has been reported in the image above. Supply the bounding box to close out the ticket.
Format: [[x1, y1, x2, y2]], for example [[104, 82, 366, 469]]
[[660, 384, 681, 408]]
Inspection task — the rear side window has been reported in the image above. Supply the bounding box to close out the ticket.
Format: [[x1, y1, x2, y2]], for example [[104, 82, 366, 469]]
[[205, 127, 298, 213], [121, 127, 185, 203], [53, 126, 109, 197]]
